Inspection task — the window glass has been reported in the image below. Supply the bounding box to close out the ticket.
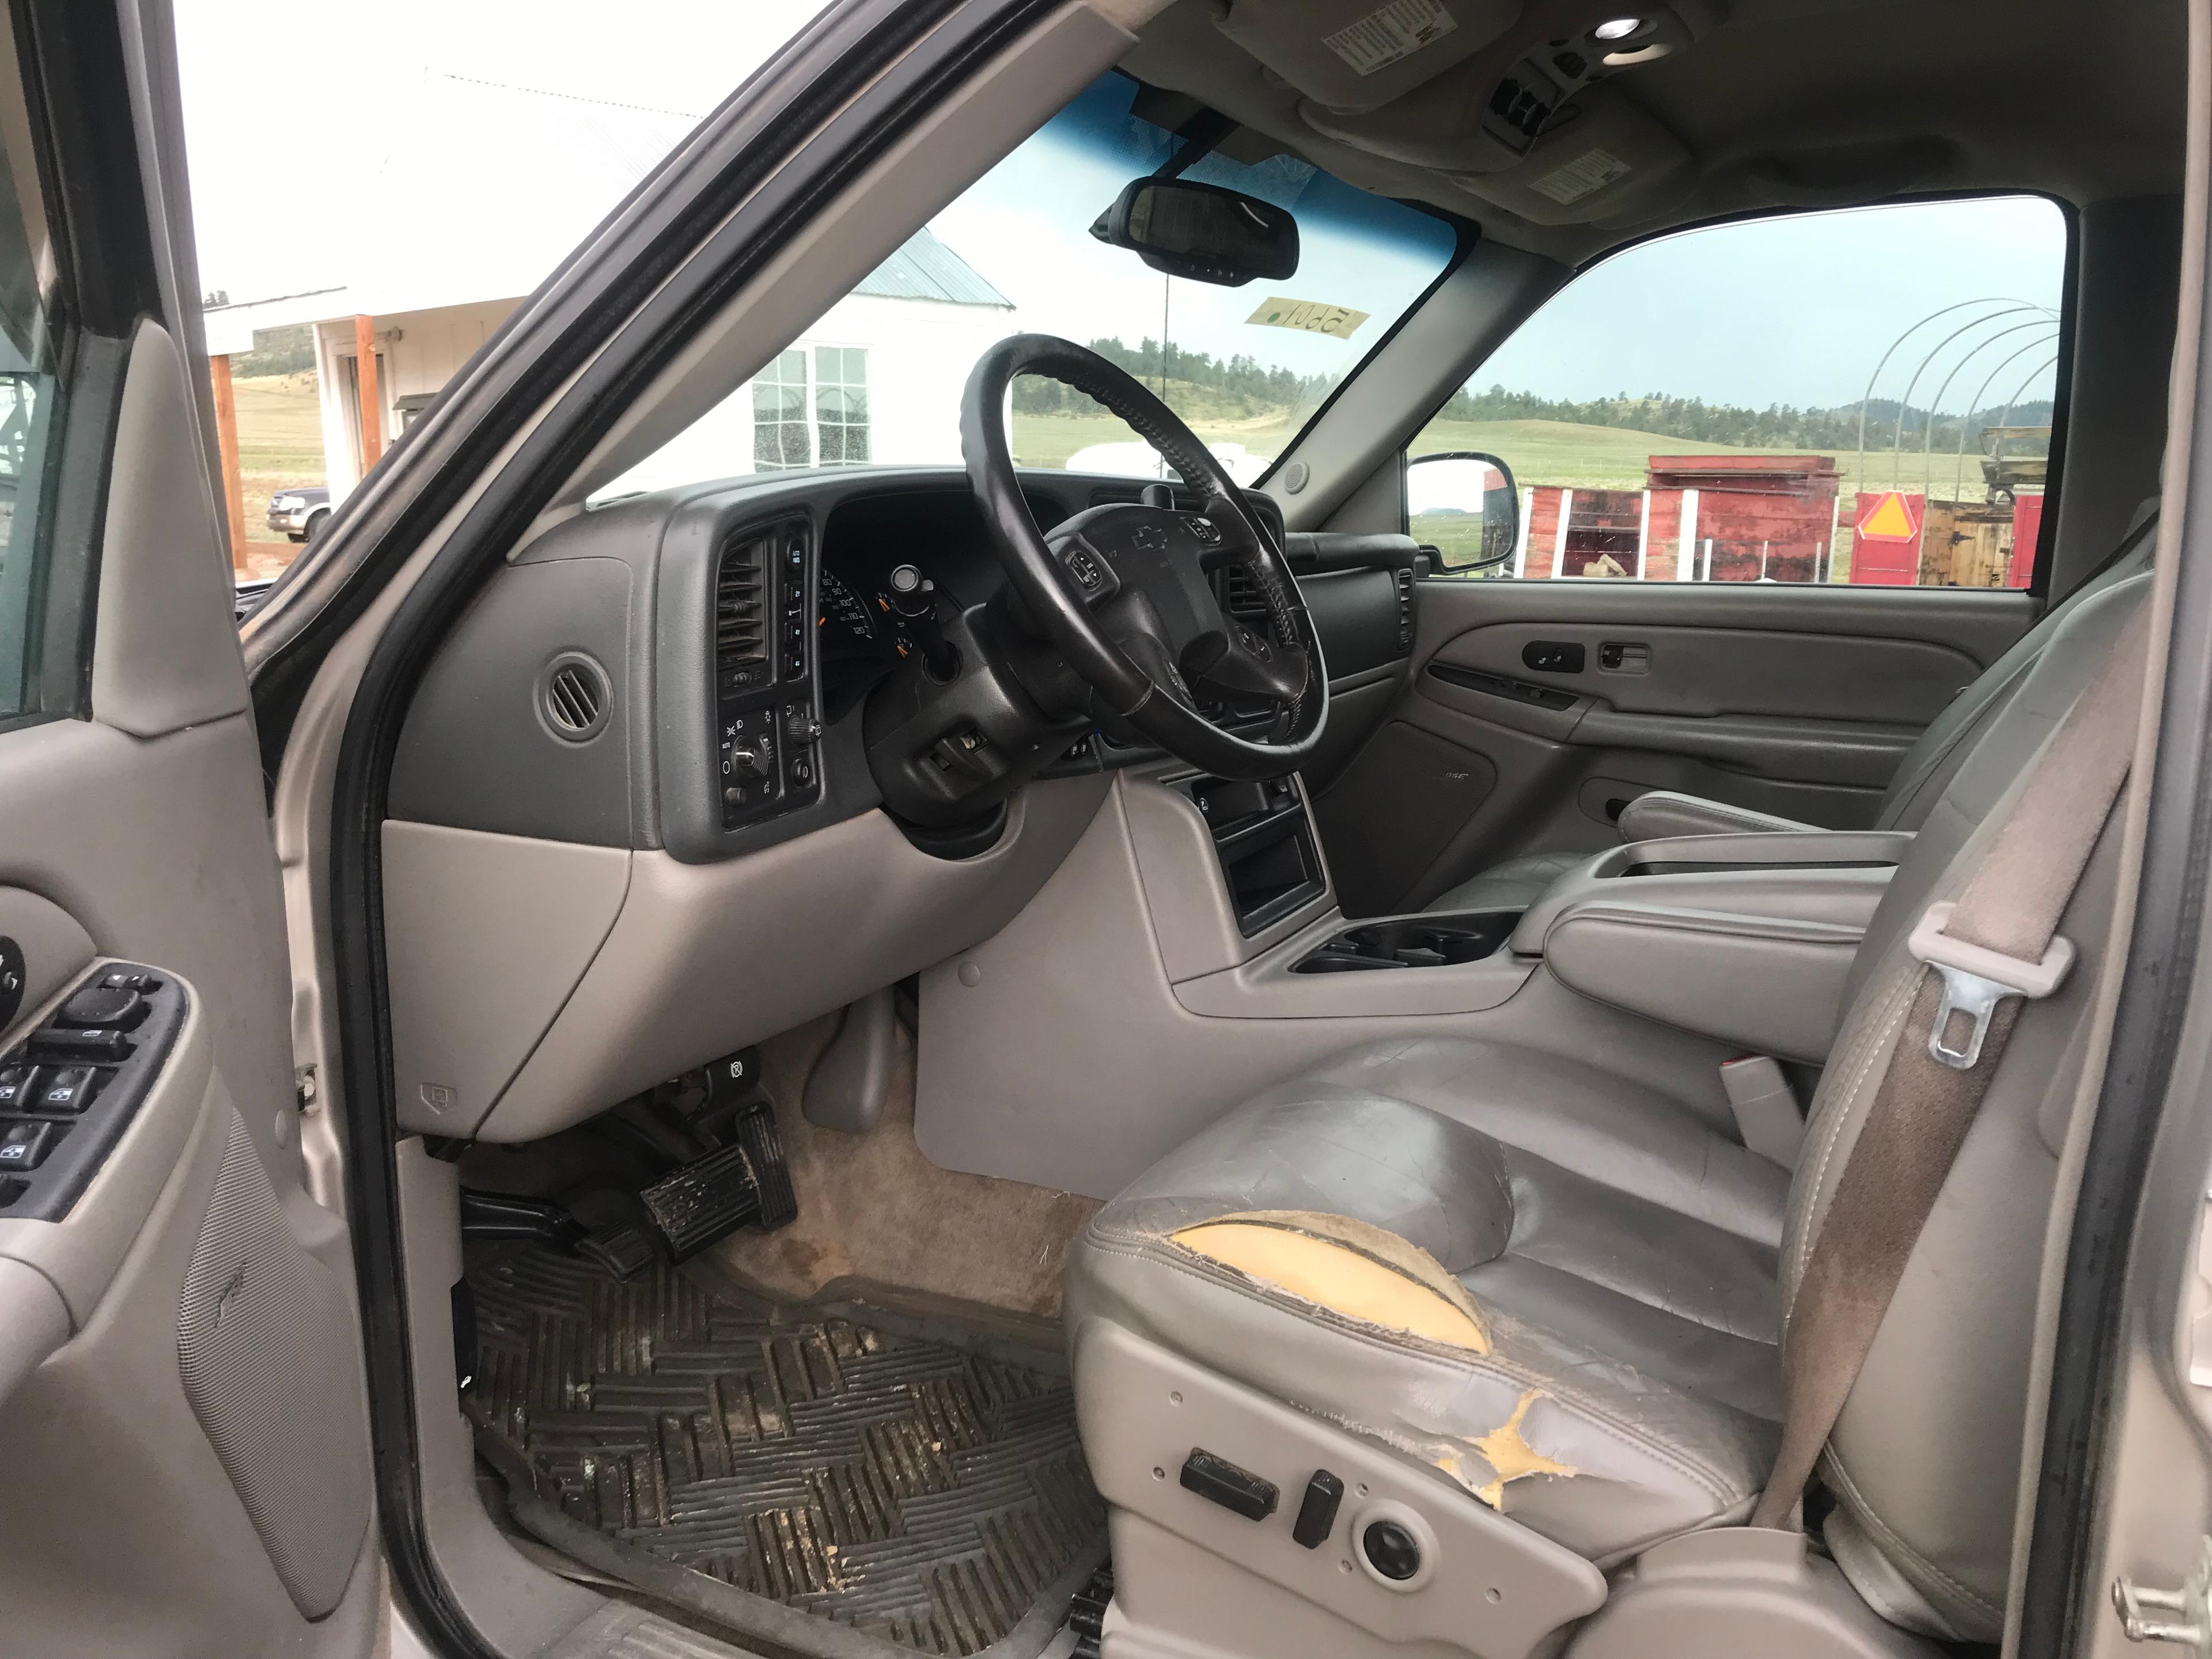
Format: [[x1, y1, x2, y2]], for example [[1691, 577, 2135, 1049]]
[[1411, 195, 2067, 589], [600, 71, 1459, 498], [0, 100, 58, 719], [753, 350, 810, 472]]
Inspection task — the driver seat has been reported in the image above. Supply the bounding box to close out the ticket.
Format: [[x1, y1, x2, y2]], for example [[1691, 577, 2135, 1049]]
[[1062, 574, 2146, 1659]]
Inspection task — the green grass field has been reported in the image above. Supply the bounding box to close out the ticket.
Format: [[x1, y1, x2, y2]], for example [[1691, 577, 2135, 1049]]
[[1013, 398, 1968, 504], [232, 372, 325, 551]]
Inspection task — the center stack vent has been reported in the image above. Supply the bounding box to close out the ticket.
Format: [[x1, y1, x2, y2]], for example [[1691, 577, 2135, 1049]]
[[714, 535, 769, 685]]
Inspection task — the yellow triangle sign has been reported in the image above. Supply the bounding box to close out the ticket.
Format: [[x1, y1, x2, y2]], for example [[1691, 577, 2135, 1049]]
[[1857, 491, 1918, 539]]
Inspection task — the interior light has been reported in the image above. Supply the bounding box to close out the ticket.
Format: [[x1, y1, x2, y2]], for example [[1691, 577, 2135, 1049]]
[[1591, 16, 1646, 39]]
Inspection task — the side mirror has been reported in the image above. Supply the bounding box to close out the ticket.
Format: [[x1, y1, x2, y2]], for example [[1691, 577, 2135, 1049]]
[[1089, 178, 1299, 287], [1407, 450, 1520, 573]]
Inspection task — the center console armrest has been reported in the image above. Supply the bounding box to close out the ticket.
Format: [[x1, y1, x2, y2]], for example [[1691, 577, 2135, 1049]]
[[1614, 791, 1818, 842], [1506, 831, 1908, 1061], [1511, 829, 1913, 950]]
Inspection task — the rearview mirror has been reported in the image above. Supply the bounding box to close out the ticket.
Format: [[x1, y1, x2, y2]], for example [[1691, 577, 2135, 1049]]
[[1089, 178, 1299, 287], [1407, 451, 1520, 573]]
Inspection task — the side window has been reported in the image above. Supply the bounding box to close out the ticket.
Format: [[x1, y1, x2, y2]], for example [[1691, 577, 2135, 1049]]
[[1410, 195, 2069, 589], [0, 86, 58, 719]]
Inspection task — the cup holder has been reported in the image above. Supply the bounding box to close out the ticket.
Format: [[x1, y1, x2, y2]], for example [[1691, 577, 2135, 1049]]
[[1292, 911, 1522, 974]]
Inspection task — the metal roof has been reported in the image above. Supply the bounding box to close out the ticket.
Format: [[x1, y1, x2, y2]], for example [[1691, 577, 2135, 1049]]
[[854, 228, 1011, 309]]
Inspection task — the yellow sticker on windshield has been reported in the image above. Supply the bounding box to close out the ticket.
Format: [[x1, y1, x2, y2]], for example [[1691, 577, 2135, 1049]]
[[1247, 298, 1371, 340]]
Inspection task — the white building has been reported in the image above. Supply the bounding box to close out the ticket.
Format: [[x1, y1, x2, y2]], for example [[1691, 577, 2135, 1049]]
[[201, 72, 1013, 511]]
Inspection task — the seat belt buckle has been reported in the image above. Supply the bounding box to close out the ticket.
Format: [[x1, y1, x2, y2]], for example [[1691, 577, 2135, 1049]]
[[1907, 900, 2076, 1070]]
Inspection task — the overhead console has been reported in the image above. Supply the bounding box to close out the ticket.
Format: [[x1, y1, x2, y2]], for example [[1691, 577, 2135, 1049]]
[[1200, 1, 1719, 227]]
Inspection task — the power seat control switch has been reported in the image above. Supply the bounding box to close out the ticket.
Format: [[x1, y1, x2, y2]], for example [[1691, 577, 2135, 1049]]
[[1179, 1448, 1278, 1521], [1292, 1469, 1344, 1548]]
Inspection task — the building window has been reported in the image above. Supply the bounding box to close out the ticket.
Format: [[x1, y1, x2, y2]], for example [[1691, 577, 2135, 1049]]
[[752, 349, 810, 471], [814, 346, 869, 467]]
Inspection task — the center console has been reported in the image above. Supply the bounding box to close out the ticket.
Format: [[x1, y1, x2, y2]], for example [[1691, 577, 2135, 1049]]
[[1175, 774, 1328, 936], [1292, 912, 1520, 974]]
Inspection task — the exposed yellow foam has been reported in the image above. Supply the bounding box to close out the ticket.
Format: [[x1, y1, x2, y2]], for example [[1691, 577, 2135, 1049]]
[[1471, 1388, 1578, 1509], [1169, 1218, 1490, 1352]]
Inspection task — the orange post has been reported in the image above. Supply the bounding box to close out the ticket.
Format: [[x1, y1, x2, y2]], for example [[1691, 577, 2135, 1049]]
[[209, 353, 248, 574], [354, 313, 382, 471]]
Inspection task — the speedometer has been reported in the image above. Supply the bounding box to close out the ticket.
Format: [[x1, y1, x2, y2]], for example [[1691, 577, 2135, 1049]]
[[818, 569, 877, 644]]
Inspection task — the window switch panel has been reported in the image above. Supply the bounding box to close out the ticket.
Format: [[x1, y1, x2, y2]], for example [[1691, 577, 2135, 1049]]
[[0, 1063, 40, 1110], [0, 1120, 56, 1171], [36, 1066, 101, 1114]]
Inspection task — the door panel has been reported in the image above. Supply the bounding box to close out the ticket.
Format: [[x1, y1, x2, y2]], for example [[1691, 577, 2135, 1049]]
[[0, 1, 377, 1645], [1316, 577, 2036, 914]]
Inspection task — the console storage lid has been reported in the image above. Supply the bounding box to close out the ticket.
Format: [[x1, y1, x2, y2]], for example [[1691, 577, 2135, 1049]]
[[1512, 831, 1911, 1064]]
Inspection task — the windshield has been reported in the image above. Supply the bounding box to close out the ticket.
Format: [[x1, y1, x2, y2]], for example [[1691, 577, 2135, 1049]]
[[601, 72, 1460, 497]]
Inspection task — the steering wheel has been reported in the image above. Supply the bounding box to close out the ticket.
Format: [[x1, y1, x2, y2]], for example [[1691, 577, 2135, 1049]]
[[960, 334, 1328, 779]]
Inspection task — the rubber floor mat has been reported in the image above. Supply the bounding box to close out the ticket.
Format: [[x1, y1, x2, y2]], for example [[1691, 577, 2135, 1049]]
[[465, 1244, 1106, 1658]]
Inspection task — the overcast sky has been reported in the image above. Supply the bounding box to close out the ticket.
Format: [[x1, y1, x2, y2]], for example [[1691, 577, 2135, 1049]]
[[173, 1, 2066, 419], [174, 0, 827, 300]]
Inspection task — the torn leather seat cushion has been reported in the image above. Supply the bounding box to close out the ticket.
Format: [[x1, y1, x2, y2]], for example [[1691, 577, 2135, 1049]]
[[1065, 1045, 1786, 1564]]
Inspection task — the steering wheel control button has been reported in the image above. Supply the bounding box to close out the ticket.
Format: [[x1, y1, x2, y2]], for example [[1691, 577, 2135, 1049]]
[[0, 1120, 56, 1171], [1292, 1469, 1344, 1548], [1179, 1448, 1278, 1521], [0, 1065, 40, 1109], [1362, 1519, 1423, 1581], [55, 985, 146, 1029], [37, 1066, 100, 1114], [1065, 549, 1107, 591]]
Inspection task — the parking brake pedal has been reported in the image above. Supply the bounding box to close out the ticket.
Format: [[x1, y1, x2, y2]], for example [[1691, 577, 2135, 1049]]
[[459, 1189, 657, 1282], [638, 1058, 797, 1260]]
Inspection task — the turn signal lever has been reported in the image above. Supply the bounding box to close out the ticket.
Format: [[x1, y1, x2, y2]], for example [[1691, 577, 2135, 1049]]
[[888, 562, 959, 681]]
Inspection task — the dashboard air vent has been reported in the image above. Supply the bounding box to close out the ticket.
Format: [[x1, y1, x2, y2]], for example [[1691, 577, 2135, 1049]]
[[538, 652, 612, 743], [1222, 565, 1271, 620], [715, 536, 769, 669]]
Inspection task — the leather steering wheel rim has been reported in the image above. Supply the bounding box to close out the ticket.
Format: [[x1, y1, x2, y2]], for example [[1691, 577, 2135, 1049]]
[[960, 333, 1328, 779]]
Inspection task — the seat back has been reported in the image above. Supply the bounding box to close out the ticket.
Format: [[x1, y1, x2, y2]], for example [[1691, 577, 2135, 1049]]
[[1779, 573, 2149, 1639], [1873, 506, 2153, 834]]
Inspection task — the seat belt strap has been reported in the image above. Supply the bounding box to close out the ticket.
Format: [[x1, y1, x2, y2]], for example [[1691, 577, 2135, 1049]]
[[1751, 601, 2152, 1531]]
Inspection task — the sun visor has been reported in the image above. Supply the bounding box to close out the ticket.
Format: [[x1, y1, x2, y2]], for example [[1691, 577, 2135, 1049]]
[[1447, 85, 1693, 225], [1214, 0, 1521, 115]]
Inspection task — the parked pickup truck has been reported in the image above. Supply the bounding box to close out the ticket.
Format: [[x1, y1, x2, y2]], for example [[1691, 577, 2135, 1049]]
[[265, 483, 329, 541]]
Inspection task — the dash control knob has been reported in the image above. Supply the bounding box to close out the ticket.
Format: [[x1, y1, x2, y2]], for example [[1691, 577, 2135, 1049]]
[[785, 708, 823, 745], [728, 744, 772, 783]]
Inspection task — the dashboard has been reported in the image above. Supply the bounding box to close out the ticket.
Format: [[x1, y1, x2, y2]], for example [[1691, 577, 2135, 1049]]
[[378, 464, 1422, 1143], [385, 465, 1416, 865]]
